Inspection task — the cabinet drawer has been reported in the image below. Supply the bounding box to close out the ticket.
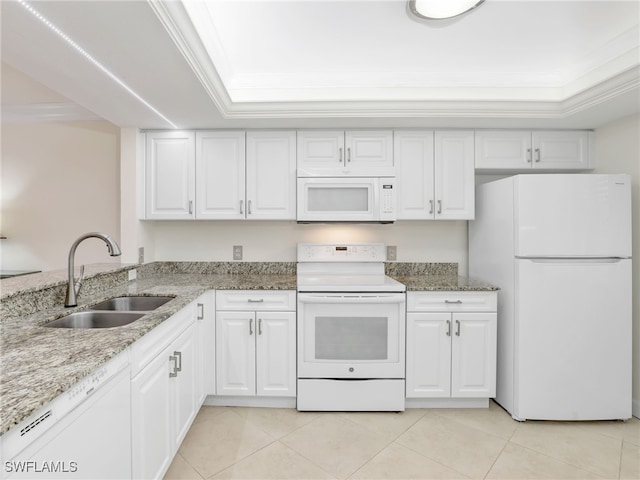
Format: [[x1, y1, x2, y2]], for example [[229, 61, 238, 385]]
[[131, 305, 195, 377], [407, 291, 497, 312], [216, 290, 296, 311]]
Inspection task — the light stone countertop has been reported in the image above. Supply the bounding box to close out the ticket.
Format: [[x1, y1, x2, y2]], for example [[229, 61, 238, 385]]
[[0, 262, 496, 436], [0, 270, 296, 436]]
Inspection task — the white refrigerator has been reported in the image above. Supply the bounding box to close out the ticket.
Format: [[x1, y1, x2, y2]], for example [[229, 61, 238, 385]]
[[469, 174, 632, 421]]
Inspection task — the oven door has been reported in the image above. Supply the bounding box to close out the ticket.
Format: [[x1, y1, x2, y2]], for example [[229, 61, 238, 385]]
[[297, 293, 406, 378]]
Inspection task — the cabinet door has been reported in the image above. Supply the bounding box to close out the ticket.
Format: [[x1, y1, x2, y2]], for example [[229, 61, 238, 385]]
[[297, 130, 344, 176], [406, 312, 451, 397], [146, 131, 195, 219], [196, 291, 216, 402], [256, 311, 296, 397], [246, 131, 296, 220], [132, 346, 173, 480], [434, 130, 475, 220], [345, 130, 394, 176], [451, 313, 496, 398], [195, 131, 245, 219], [475, 130, 532, 169], [394, 130, 435, 220], [532, 131, 592, 170], [216, 312, 256, 396], [172, 323, 198, 448]]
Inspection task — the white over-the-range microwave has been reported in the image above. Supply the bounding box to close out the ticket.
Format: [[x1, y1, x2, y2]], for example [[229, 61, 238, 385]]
[[297, 177, 396, 223]]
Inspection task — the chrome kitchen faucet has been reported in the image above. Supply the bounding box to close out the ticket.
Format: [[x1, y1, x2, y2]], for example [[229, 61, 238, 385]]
[[65, 232, 121, 307]]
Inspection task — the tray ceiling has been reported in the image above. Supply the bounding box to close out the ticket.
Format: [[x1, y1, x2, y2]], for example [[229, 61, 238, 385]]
[[1, 0, 638, 129]]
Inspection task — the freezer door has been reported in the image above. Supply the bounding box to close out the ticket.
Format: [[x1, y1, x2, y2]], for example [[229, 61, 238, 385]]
[[514, 174, 631, 257], [514, 258, 632, 420]]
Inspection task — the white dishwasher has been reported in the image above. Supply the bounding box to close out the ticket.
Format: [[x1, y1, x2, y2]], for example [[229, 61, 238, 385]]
[[1, 351, 131, 479]]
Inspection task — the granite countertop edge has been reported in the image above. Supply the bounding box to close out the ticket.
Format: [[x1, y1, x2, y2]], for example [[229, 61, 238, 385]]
[[1, 270, 497, 436]]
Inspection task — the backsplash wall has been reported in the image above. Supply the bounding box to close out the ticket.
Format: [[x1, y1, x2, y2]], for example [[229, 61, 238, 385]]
[[141, 220, 469, 275]]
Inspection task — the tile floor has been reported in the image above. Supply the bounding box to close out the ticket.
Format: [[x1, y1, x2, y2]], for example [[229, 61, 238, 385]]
[[165, 402, 640, 480]]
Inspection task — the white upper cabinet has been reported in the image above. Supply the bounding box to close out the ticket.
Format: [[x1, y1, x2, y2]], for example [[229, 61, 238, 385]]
[[246, 131, 297, 220], [196, 131, 246, 220], [395, 130, 475, 220], [297, 130, 393, 176], [475, 130, 592, 171], [197, 130, 296, 220], [145, 130, 295, 220], [145, 131, 195, 220]]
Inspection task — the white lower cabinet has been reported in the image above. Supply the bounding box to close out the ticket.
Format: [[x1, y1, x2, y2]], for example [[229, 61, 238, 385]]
[[196, 290, 216, 402], [131, 305, 198, 480], [216, 291, 296, 398], [406, 292, 497, 399]]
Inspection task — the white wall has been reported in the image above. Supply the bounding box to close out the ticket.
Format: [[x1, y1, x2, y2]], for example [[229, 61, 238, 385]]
[[0, 121, 121, 271], [593, 113, 640, 416]]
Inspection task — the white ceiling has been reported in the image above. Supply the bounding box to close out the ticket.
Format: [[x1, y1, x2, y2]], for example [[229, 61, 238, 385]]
[[1, 0, 639, 129]]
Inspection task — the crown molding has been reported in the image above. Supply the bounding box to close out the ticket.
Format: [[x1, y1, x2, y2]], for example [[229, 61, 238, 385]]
[[152, 0, 640, 121], [1, 103, 102, 123]]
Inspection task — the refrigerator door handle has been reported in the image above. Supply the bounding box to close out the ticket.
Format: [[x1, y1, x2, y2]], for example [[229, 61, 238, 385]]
[[516, 257, 626, 264]]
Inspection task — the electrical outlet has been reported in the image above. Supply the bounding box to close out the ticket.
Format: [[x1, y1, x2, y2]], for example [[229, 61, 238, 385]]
[[387, 245, 397, 261], [233, 245, 243, 261], [138, 247, 144, 264]]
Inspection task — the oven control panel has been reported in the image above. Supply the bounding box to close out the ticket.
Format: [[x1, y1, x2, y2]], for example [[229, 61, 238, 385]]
[[297, 243, 386, 262]]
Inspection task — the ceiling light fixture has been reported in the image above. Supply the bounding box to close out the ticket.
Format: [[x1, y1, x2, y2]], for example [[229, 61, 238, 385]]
[[408, 0, 485, 20], [17, 0, 178, 128]]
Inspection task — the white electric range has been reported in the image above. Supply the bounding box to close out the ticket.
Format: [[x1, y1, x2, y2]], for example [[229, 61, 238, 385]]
[[296, 243, 407, 411]]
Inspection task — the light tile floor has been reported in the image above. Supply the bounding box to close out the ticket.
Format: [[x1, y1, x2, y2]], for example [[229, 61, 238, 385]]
[[165, 402, 640, 480]]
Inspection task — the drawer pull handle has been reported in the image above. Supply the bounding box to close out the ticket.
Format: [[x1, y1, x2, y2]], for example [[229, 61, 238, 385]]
[[247, 299, 264, 303], [445, 300, 463, 304], [174, 351, 182, 372], [169, 355, 178, 377]]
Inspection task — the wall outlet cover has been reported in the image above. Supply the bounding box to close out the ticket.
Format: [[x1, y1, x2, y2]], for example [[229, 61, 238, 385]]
[[233, 245, 243, 261], [138, 247, 144, 264], [387, 245, 397, 261]]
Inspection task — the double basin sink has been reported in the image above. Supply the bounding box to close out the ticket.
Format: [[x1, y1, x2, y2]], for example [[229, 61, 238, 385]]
[[45, 296, 174, 329]]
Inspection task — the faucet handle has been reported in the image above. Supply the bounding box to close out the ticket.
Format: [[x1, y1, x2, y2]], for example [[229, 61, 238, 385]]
[[74, 264, 85, 294]]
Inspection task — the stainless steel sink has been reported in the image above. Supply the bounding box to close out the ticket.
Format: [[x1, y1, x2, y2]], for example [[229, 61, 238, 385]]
[[90, 296, 173, 312], [45, 311, 145, 329]]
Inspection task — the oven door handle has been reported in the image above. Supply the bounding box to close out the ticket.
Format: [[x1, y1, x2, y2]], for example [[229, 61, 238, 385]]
[[297, 293, 405, 304]]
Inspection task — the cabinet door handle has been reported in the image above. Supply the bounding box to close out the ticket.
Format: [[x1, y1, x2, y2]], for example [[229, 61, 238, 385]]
[[239, 200, 244, 214], [445, 300, 462, 304], [455, 320, 461, 337], [535, 148, 541, 163], [188, 200, 193, 215], [248, 200, 252, 215], [429, 200, 434, 214], [249, 318, 254, 335], [258, 318, 263, 335], [446, 319, 451, 337], [339, 147, 343, 163], [437, 200, 442, 214], [197, 303, 204, 320], [169, 355, 178, 377], [347, 147, 351, 163], [174, 351, 182, 372], [527, 148, 532, 163]]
